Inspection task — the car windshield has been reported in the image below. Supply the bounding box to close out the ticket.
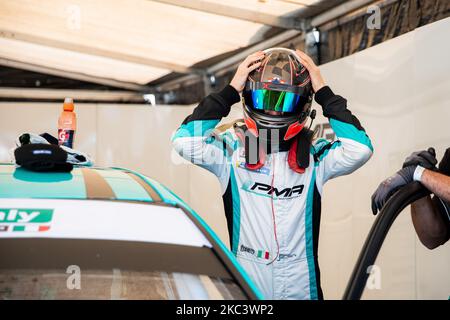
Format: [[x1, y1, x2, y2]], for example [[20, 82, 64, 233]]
[[0, 238, 247, 300], [0, 269, 244, 300]]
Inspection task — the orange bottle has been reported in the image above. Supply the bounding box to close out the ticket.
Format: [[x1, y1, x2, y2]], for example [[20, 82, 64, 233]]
[[58, 98, 77, 148]]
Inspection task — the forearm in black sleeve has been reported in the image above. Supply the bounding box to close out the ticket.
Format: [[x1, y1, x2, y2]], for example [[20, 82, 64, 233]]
[[314, 85, 366, 131], [182, 85, 241, 124]]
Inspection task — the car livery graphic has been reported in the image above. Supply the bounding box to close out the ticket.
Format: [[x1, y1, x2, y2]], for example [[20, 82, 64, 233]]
[[0, 208, 53, 232]]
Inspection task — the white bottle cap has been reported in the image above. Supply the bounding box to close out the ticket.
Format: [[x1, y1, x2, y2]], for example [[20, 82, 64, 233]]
[[64, 97, 74, 104]]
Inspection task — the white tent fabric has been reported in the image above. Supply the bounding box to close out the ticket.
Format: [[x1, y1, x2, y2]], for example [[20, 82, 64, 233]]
[[0, 37, 168, 85], [0, 0, 319, 84]]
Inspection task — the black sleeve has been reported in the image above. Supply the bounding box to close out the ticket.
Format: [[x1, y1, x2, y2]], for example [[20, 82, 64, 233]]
[[314, 85, 366, 132], [182, 85, 241, 125]]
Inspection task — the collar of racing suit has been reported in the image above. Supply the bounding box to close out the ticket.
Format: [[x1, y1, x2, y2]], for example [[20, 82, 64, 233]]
[[236, 125, 313, 172], [264, 136, 291, 154]]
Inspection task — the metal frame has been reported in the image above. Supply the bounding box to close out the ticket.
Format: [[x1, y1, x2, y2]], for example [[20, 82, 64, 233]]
[[317, 0, 399, 31], [0, 58, 149, 92], [155, 30, 304, 92], [0, 87, 145, 102], [152, 0, 379, 95], [0, 0, 385, 101], [311, 0, 377, 27], [0, 29, 195, 74], [150, 0, 308, 29]]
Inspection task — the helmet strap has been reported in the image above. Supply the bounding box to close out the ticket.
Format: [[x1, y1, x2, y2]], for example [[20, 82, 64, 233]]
[[235, 124, 313, 174], [287, 129, 314, 173]]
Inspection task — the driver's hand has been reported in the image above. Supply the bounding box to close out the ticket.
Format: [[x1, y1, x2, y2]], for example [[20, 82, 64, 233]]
[[371, 166, 416, 215], [295, 50, 326, 93], [230, 51, 265, 93]]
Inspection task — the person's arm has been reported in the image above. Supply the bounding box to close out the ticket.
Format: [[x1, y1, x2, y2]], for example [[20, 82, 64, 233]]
[[312, 86, 374, 183], [411, 195, 449, 249], [295, 50, 373, 184], [172, 52, 264, 191], [171, 84, 239, 188], [371, 148, 439, 214], [417, 168, 450, 203], [371, 148, 450, 248]]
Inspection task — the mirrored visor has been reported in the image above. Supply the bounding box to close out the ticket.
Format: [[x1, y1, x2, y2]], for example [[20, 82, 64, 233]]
[[243, 89, 309, 114]]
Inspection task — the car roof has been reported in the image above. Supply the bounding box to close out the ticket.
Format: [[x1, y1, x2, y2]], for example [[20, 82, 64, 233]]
[[0, 163, 179, 205], [0, 198, 211, 248]]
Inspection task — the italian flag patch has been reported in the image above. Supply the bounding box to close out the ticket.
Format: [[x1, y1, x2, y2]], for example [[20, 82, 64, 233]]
[[12, 225, 50, 232], [257, 250, 270, 260]]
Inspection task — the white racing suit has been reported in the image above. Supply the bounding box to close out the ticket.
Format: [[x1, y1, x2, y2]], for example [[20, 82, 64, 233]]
[[172, 85, 373, 299]]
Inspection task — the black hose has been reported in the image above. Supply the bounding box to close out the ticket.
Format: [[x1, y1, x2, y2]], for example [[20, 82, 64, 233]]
[[343, 182, 430, 300]]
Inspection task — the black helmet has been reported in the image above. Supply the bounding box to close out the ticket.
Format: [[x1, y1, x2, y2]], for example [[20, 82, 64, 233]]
[[242, 48, 313, 141]]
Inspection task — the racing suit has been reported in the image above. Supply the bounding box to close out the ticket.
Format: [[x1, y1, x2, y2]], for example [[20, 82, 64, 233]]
[[172, 85, 373, 299]]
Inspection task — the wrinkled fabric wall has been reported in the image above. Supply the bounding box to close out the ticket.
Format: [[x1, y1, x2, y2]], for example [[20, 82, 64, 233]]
[[320, 0, 450, 64], [0, 18, 449, 299]]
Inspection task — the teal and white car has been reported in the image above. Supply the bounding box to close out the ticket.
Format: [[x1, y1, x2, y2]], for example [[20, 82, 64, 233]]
[[0, 164, 263, 300]]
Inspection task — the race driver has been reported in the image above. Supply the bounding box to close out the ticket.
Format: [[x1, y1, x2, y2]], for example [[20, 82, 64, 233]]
[[372, 148, 450, 249], [172, 48, 373, 299]]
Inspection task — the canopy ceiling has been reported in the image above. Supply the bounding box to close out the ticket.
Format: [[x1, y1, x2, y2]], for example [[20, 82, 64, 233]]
[[0, 0, 335, 87]]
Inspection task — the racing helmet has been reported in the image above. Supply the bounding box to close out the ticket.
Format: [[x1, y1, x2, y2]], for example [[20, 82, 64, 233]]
[[242, 48, 314, 141]]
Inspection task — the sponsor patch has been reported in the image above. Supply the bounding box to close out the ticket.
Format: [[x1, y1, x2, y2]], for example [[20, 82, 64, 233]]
[[0, 208, 53, 233], [241, 180, 304, 200], [240, 244, 255, 255], [240, 244, 270, 260], [236, 161, 270, 175]]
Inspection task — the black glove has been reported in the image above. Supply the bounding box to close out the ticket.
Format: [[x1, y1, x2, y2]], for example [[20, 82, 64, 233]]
[[371, 166, 416, 215], [402, 147, 437, 170]]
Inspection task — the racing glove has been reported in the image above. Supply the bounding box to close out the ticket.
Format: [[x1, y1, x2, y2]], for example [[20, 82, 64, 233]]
[[371, 148, 439, 215], [402, 147, 438, 170], [372, 166, 417, 215], [371, 166, 417, 215]]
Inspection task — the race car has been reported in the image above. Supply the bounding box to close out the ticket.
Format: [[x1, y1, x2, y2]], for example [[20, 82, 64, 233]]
[[0, 163, 263, 300]]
